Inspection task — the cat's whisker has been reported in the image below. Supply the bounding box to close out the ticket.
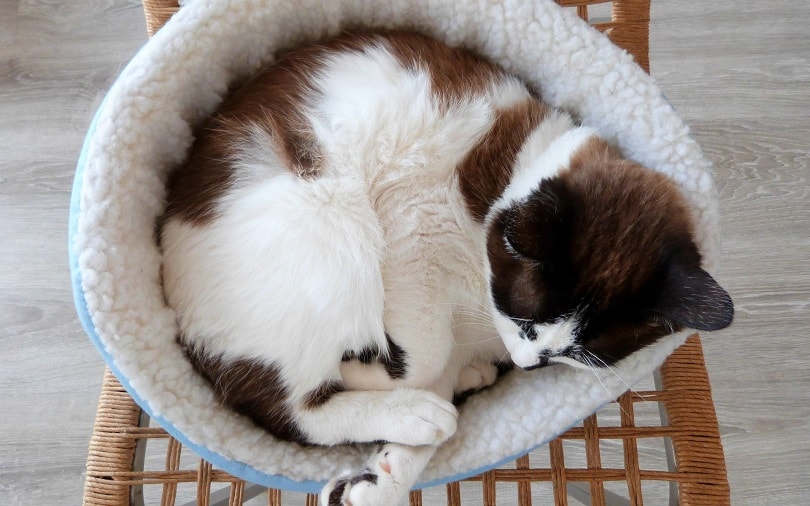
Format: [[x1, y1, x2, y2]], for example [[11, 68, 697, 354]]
[[451, 311, 493, 321], [585, 351, 647, 401], [582, 356, 615, 399], [451, 321, 494, 332], [449, 306, 495, 319], [451, 312, 493, 323], [455, 314, 494, 324], [454, 335, 503, 346], [433, 302, 495, 321], [581, 355, 635, 419]]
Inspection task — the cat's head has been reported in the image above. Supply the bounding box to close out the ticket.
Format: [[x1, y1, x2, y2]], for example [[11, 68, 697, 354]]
[[486, 131, 733, 370]]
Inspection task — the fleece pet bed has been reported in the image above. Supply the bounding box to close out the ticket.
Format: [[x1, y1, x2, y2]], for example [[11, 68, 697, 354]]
[[70, 0, 719, 492]]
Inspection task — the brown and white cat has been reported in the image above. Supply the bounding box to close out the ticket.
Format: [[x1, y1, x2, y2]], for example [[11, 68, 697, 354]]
[[159, 31, 733, 505]]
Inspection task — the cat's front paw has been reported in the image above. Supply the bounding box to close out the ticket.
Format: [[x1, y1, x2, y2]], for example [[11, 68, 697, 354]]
[[379, 389, 457, 446], [320, 445, 417, 506]]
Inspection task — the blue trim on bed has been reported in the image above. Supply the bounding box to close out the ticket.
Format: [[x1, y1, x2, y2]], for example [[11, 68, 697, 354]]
[[69, 95, 550, 493]]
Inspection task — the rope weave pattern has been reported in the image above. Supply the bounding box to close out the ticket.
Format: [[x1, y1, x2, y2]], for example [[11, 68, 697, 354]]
[[82, 336, 729, 505]]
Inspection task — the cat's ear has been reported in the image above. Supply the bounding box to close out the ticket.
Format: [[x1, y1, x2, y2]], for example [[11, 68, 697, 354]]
[[503, 180, 572, 260], [653, 261, 734, 331]]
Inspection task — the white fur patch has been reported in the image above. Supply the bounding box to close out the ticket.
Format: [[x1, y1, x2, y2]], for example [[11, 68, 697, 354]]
[[494, 125, 598, 212], [307, 43, 504, 187], [162, 172, 387, 399], [532, 318, 580, 354], [229, 124, 289, 184], [491, 314, 580, 369]]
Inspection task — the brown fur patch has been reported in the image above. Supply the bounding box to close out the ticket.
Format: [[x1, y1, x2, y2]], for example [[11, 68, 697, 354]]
[[303, 380, 346, 409], [562, 137, 696, 306], [487, 209, 547, 319], [456, 99, 550, 221], [162, 34, 353, 225], [382, 31, 504, 108], [161, 135, 238, 225], [179, 336, 307, 443]]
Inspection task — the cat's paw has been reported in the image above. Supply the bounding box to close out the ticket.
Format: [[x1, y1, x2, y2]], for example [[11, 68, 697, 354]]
[[322, 470, 384, 506], [379, 389, 457, 446], [320, 445, 416, 506], [455, 361, 499, 394]]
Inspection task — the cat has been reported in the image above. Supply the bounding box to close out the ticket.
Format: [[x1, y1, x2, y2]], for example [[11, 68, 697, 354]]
[[158, 30, 733, 506]]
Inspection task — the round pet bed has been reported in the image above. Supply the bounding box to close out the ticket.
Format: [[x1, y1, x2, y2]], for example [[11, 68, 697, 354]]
[[70, 0, 719, 493]]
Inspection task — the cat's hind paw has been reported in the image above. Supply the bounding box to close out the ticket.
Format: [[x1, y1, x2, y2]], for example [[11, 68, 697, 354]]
[[455, 361, 499, 394], [322, 470, 382, 506], [320, 445, 420, 506]]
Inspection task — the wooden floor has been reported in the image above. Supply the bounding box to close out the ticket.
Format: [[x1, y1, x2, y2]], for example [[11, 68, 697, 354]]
[[1, 1, 807, 504]]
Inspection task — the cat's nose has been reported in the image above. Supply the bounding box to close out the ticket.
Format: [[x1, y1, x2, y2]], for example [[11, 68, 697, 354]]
[[522, 355, 551, 371]]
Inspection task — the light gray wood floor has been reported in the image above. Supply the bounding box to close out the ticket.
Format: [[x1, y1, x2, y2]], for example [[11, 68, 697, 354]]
[[1, 1, 807, 504]]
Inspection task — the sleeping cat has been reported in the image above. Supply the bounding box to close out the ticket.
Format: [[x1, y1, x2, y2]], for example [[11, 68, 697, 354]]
[[159, 31, 733, 506]]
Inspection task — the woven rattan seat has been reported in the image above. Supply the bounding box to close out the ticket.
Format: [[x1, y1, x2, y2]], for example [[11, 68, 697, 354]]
[[82, 2, 730, 504]]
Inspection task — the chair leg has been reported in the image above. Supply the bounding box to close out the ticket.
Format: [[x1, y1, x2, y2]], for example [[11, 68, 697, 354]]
[[130, 409, 151, 506], [83, 368, 144, 506], [653, 368, 680, 506], [567, 482, 632, 506]]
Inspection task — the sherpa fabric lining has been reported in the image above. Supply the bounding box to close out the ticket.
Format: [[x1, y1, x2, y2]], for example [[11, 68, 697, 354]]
[[71, 0, 717, 492]]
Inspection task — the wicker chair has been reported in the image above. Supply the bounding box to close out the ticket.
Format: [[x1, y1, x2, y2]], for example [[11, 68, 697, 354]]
[[82, 1, 730, 504]]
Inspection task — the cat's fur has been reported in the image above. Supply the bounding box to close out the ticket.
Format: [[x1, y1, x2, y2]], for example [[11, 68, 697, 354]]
[[159, 31, 733, 505]]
